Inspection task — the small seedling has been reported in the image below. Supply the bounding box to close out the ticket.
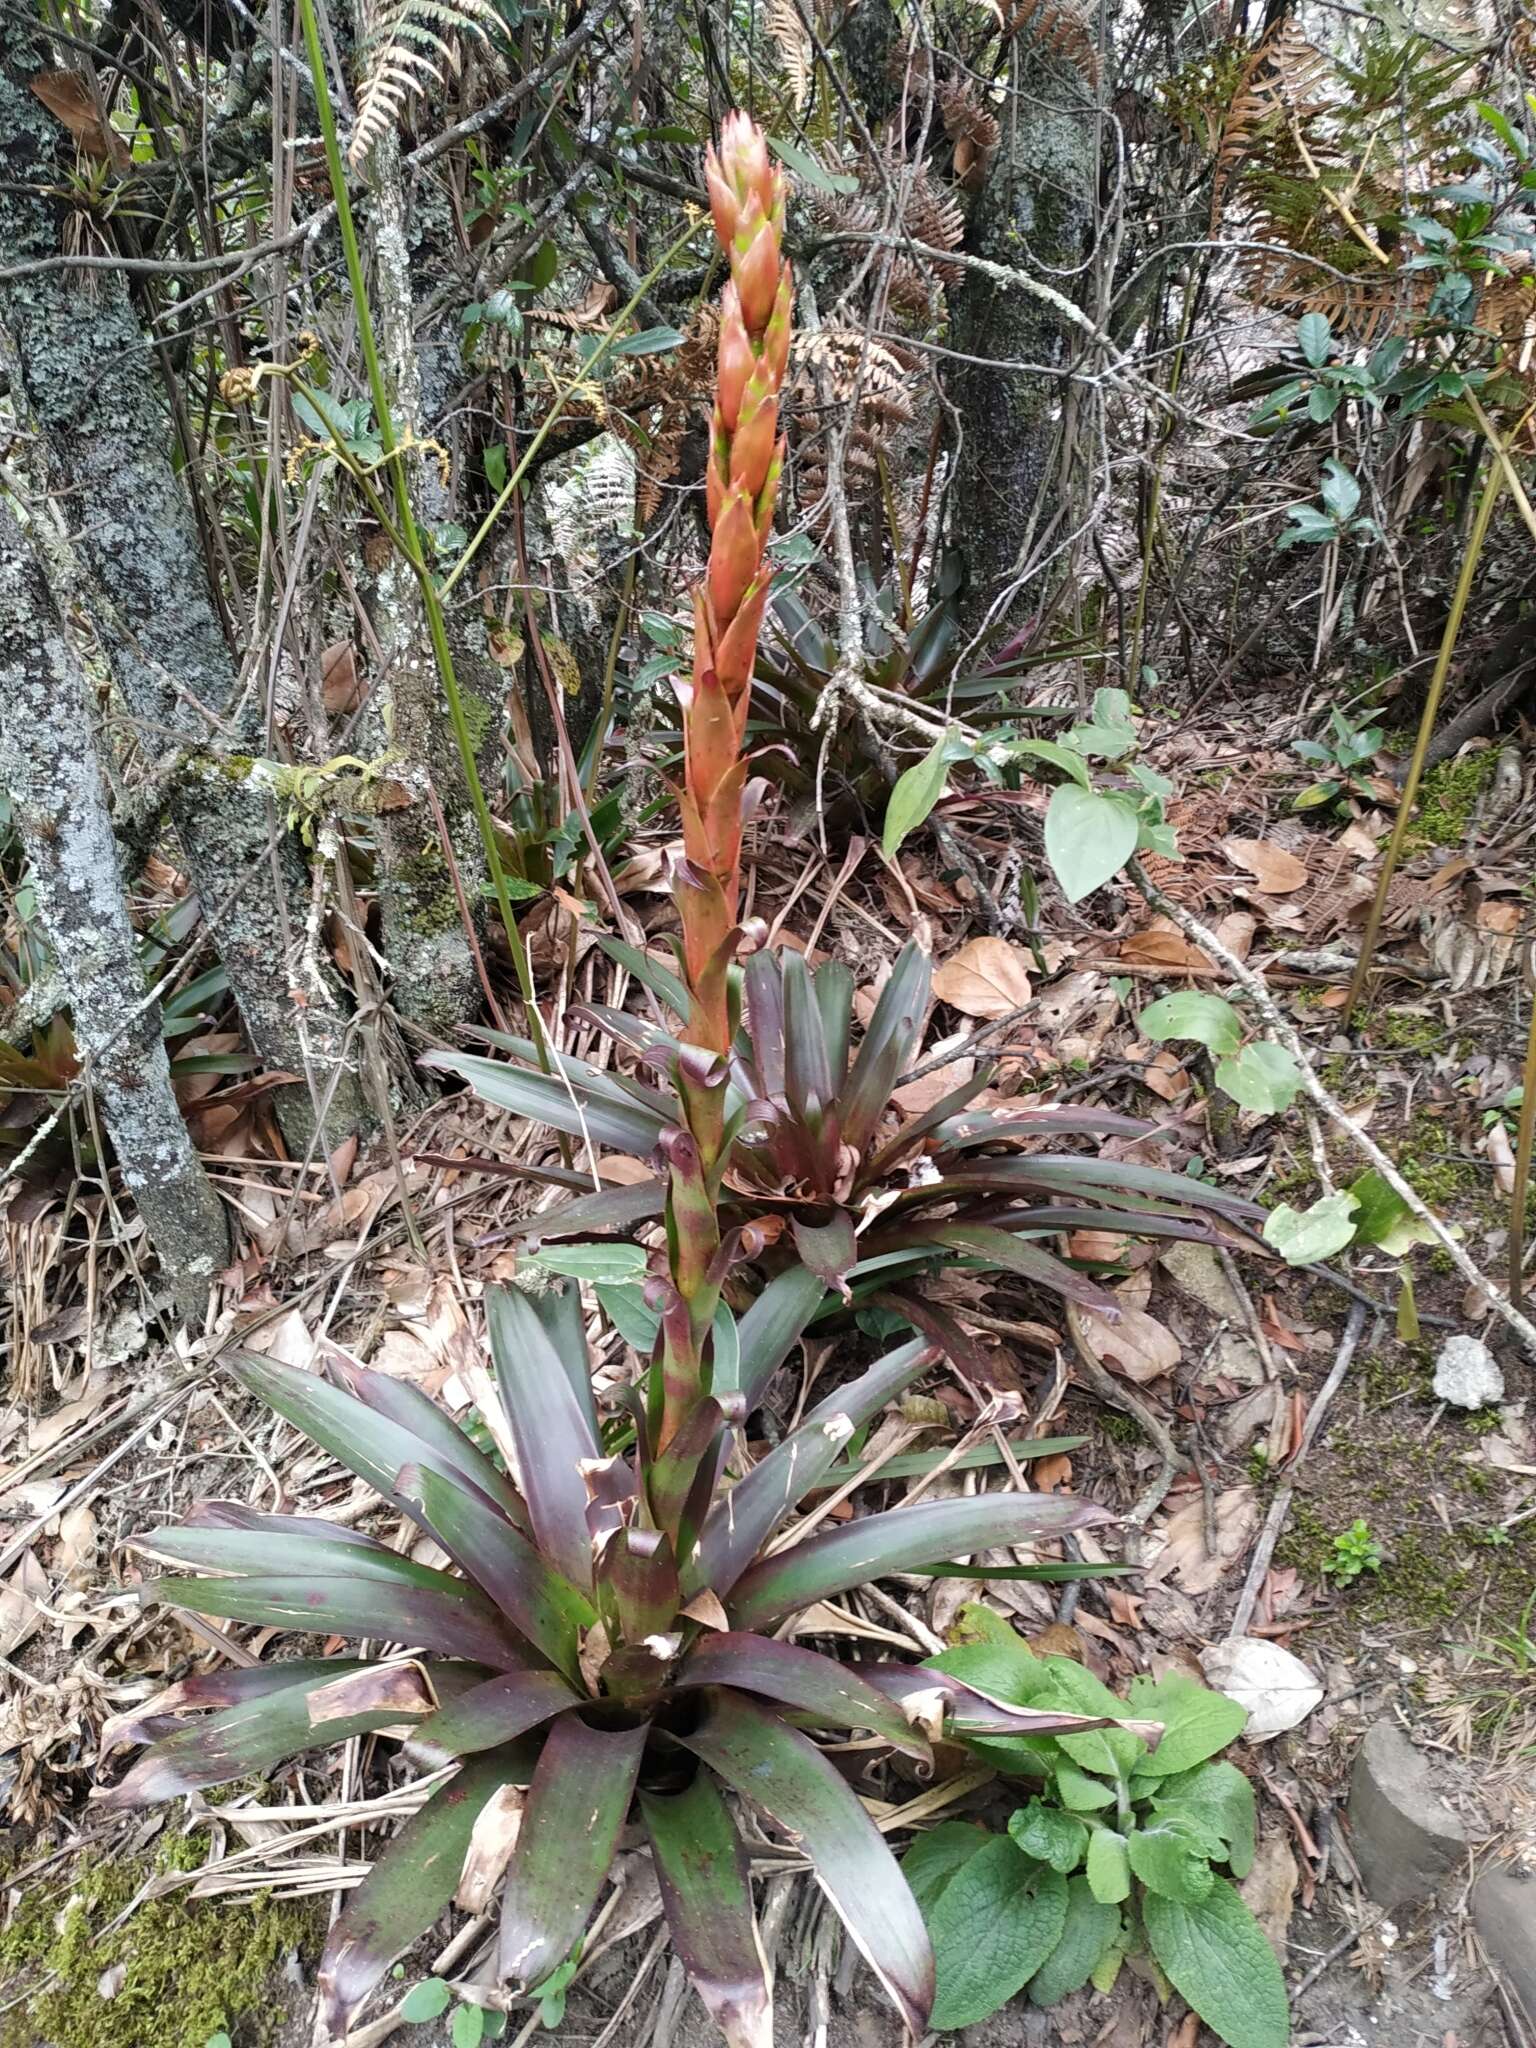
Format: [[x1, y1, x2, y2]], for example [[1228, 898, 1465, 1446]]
[[1324, 1518, 1384, 1585]]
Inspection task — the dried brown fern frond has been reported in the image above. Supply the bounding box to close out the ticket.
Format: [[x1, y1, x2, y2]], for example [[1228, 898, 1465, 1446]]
[[349, 0, 502, 165], [938, 76, 1000, 188], [787, 328, 921, 526], [1210, 18, 1331, 227], [765, 0, 814, 110], [808, 151, 968, 295], [1001, 0, 1101, 85]]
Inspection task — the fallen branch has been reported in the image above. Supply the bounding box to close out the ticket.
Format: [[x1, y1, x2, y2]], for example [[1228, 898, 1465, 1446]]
[[1127, 857, 1536, 1359]]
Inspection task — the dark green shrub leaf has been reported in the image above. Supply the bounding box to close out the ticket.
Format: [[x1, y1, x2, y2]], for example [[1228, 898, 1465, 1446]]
[[400, 1980, 453, 2021], [452, 2004, 485, 2048], [1044, 786, 1139, 902], [1127, 1672, 1248, 1776], [882, 729, 953, 859], [926, 1841, 1068, 2029], [1139, 992, 1242, 1056], [1053, 1760, 1117, 1811], [1027, 1876, 1121, 2007], [1008, 1800, 1088, 1874], [1148, 1763, 1257, 1879], [1084, 1829, 1130, 1904], [902, 1821, 990, 1912], [1126, 1818, 1215, 1902], [1143, 1878, 1289, 2048]]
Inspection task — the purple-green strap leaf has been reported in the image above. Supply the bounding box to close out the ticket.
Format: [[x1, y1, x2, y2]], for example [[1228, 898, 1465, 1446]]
[[640, 1774, 772, 2048], [859, 1664, 1136, 1742], [729, 1265, 829, 1410], [883, 1222, 1120, 1311], [517, 1178, 668, 1240], [692, 1338, 930, 1596], [133, 1523, 454, 1586], [485, 1284, 599, 1590], [231, 1351, 512, 1542], [319, 1749, 530, 2035], [396, 1463, 592, 1682], [102, 1659, 487, 1807], [321, 1349, 527, 1528], [788, 1211, 857, 1296], [839, 940, 932, 1156], [413, 1668, 579, 1757], [677, 1641, 928, 1757], [148, 1571, 526, 1670], [727, 1491, 1115, 1632], [679, 1689, 934, 2034], [420, 1049, 668, 1156], [498, 1715, 648, 1989]]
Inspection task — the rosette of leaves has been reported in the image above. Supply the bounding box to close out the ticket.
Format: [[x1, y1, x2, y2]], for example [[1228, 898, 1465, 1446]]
[[893, 1609, 1288, 2048], [425, 939, 1261, 1348], [103, 1289, 1139, 2045]]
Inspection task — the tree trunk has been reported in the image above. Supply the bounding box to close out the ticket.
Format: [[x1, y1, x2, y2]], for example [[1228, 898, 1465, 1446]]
[[948, 47, 1097, 635], [0, 25, 368, 1149], [0, 497, 229, 1313]]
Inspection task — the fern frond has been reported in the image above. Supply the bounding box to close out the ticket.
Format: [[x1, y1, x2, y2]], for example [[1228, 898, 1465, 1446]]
[[349, 0, 502, 166], [765, 0, 814, 111]]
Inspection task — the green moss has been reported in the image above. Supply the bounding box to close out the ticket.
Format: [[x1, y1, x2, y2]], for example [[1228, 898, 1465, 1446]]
[[1276, 1498, 1334, 1580], [1098, 1410, 1144, 1445], [458, 688, 495, 755], [1372, 1010, 1449, 1054], [1363, 1531, 1469, 1624], [1395, 1108, 1481, 1207], [388, 843, 463, 936], [0, 1838, 321, 2048], [1403, 750, 1496, 851], [1360, 1348, 1432, 1407]]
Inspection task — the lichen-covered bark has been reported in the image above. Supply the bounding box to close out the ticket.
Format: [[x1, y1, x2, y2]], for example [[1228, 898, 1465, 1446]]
[[351, 114, 492, 1033], [0, 499, 229, 1312], [0, 26, 367, 1147], [948, 50, 1097, 632]]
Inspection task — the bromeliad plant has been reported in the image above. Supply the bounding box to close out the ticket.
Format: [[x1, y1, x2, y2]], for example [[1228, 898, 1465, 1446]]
[[103, 1293, 1140, 2042], [429, 933, 1263, 1335]]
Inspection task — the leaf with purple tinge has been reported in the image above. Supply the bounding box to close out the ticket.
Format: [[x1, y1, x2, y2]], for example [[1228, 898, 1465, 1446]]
[[680, 1689, 934, 2034], [728, 1264, 828, 1409], [692, 1338, 930, 1595], [102, 1659, 488, 1806], [485, 1285, 600, 1591], [860, 1663, 1154, 1744], [148, 1570, 526, 1670], [499, 1715, 649, 1989], [319, 1748, 531, 2034], [727, 1490, 1115, 1631], [396, 1463, 592, 1681], [641, 1774, 772, 2048], [420, 1049, 668, 1157], [677, 1639, 928, 1757], [412, 1667, 580, 1757], [789, 1211, 857, 1297], [884, 1222, 1121, 1312], [319, 1349, 527, 1526], [839, 942, 932, 1156]]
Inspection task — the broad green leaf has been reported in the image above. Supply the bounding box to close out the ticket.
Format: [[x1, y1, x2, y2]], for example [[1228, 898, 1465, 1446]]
[[1297, 312, 1332, 366], [1084, 1829, 1130, 1904], [1150, 1763, 1256, 1880], [1263, 1189, 1359, 1265], [452, 2005, 485, 2048], [1126, 1672, 1247, 1776], [1126, 1818, 1215, 1902], [1139, 993, 1242, 1056], [767, 133, 860, 194], [609, 325, 686, 357], [593, 1281, 660, 1350], [1044, 786, 1139, 903], [641, 1775, 771, 2048], [1027, 1875, 1121, 2006], [883, 729, 953, 859], [1006, 738, 1091, 788], [1143, 1878, 1290, 2048], [522, 1242, 647, 1284], [926, 1841, 1068, 2029], [1035, 1657, 1146, 1776], [1346, 1169, 1441, 1254], [1008, 1800, 1088, 1874], [1068, 688, 1137, 761], [1054, 1760, 1117, 1811], [903, 1822, 989, 1912], [1214, 1040, 1303, 1113], [1320, 458, 1360, 519]]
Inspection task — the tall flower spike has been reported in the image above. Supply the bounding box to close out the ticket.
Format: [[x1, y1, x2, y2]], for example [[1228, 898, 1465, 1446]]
[[676, 114, 792, 1063]]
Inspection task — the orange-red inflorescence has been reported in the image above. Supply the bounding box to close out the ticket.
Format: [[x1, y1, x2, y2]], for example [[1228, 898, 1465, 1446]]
[[676, 113, 792, 1054]]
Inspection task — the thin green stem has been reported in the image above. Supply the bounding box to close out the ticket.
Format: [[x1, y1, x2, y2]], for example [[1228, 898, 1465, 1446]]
[[294, 0, 549, 1063], [1345, 457, 1504, 1018]]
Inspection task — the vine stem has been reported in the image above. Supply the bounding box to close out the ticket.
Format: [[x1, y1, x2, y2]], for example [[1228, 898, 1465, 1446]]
[[1127, 857, 1536, 1359], [1345, 457, 1504, 1017]]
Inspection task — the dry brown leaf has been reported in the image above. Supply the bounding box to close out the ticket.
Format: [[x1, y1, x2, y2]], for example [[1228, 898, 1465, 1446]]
[[321, 641, 362, 715], [243, 1308, 314, 1372], [1118, 924, 1214, 972], [457, 1784, 524, 1912], [1224, 837, 1308, 893], [1146, 1485, 1258, 1593], [54, 1504, 97, 1586], [1139, 1047, 1191, 1102], [932, 937, 1032, 1019], [0, 1552, 47, 1655], [1338, 819, 1380, 861], [1070, 1297, 1181, 1384], [1213, 911, 1258, 960], [31, 71, 130, 167], [1484, 1118, 1517, 1195], [893, 1053, 975, 1115]]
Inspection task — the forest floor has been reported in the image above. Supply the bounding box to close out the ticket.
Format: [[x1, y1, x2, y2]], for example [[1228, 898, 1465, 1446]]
[[3, 691, 1535, 2048]]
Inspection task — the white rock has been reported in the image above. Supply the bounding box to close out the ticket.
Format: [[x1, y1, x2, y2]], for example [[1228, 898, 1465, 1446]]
[[1432, 1334, 1504, 1410], [1199, 1637, 1324, 1739]]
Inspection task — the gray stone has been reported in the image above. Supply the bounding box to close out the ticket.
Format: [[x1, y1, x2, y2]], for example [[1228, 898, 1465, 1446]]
[[1473, 1868, 1536, 2027], [1432, 1334, 1504, 1409], [1348, 1720, 1470, 1907]]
